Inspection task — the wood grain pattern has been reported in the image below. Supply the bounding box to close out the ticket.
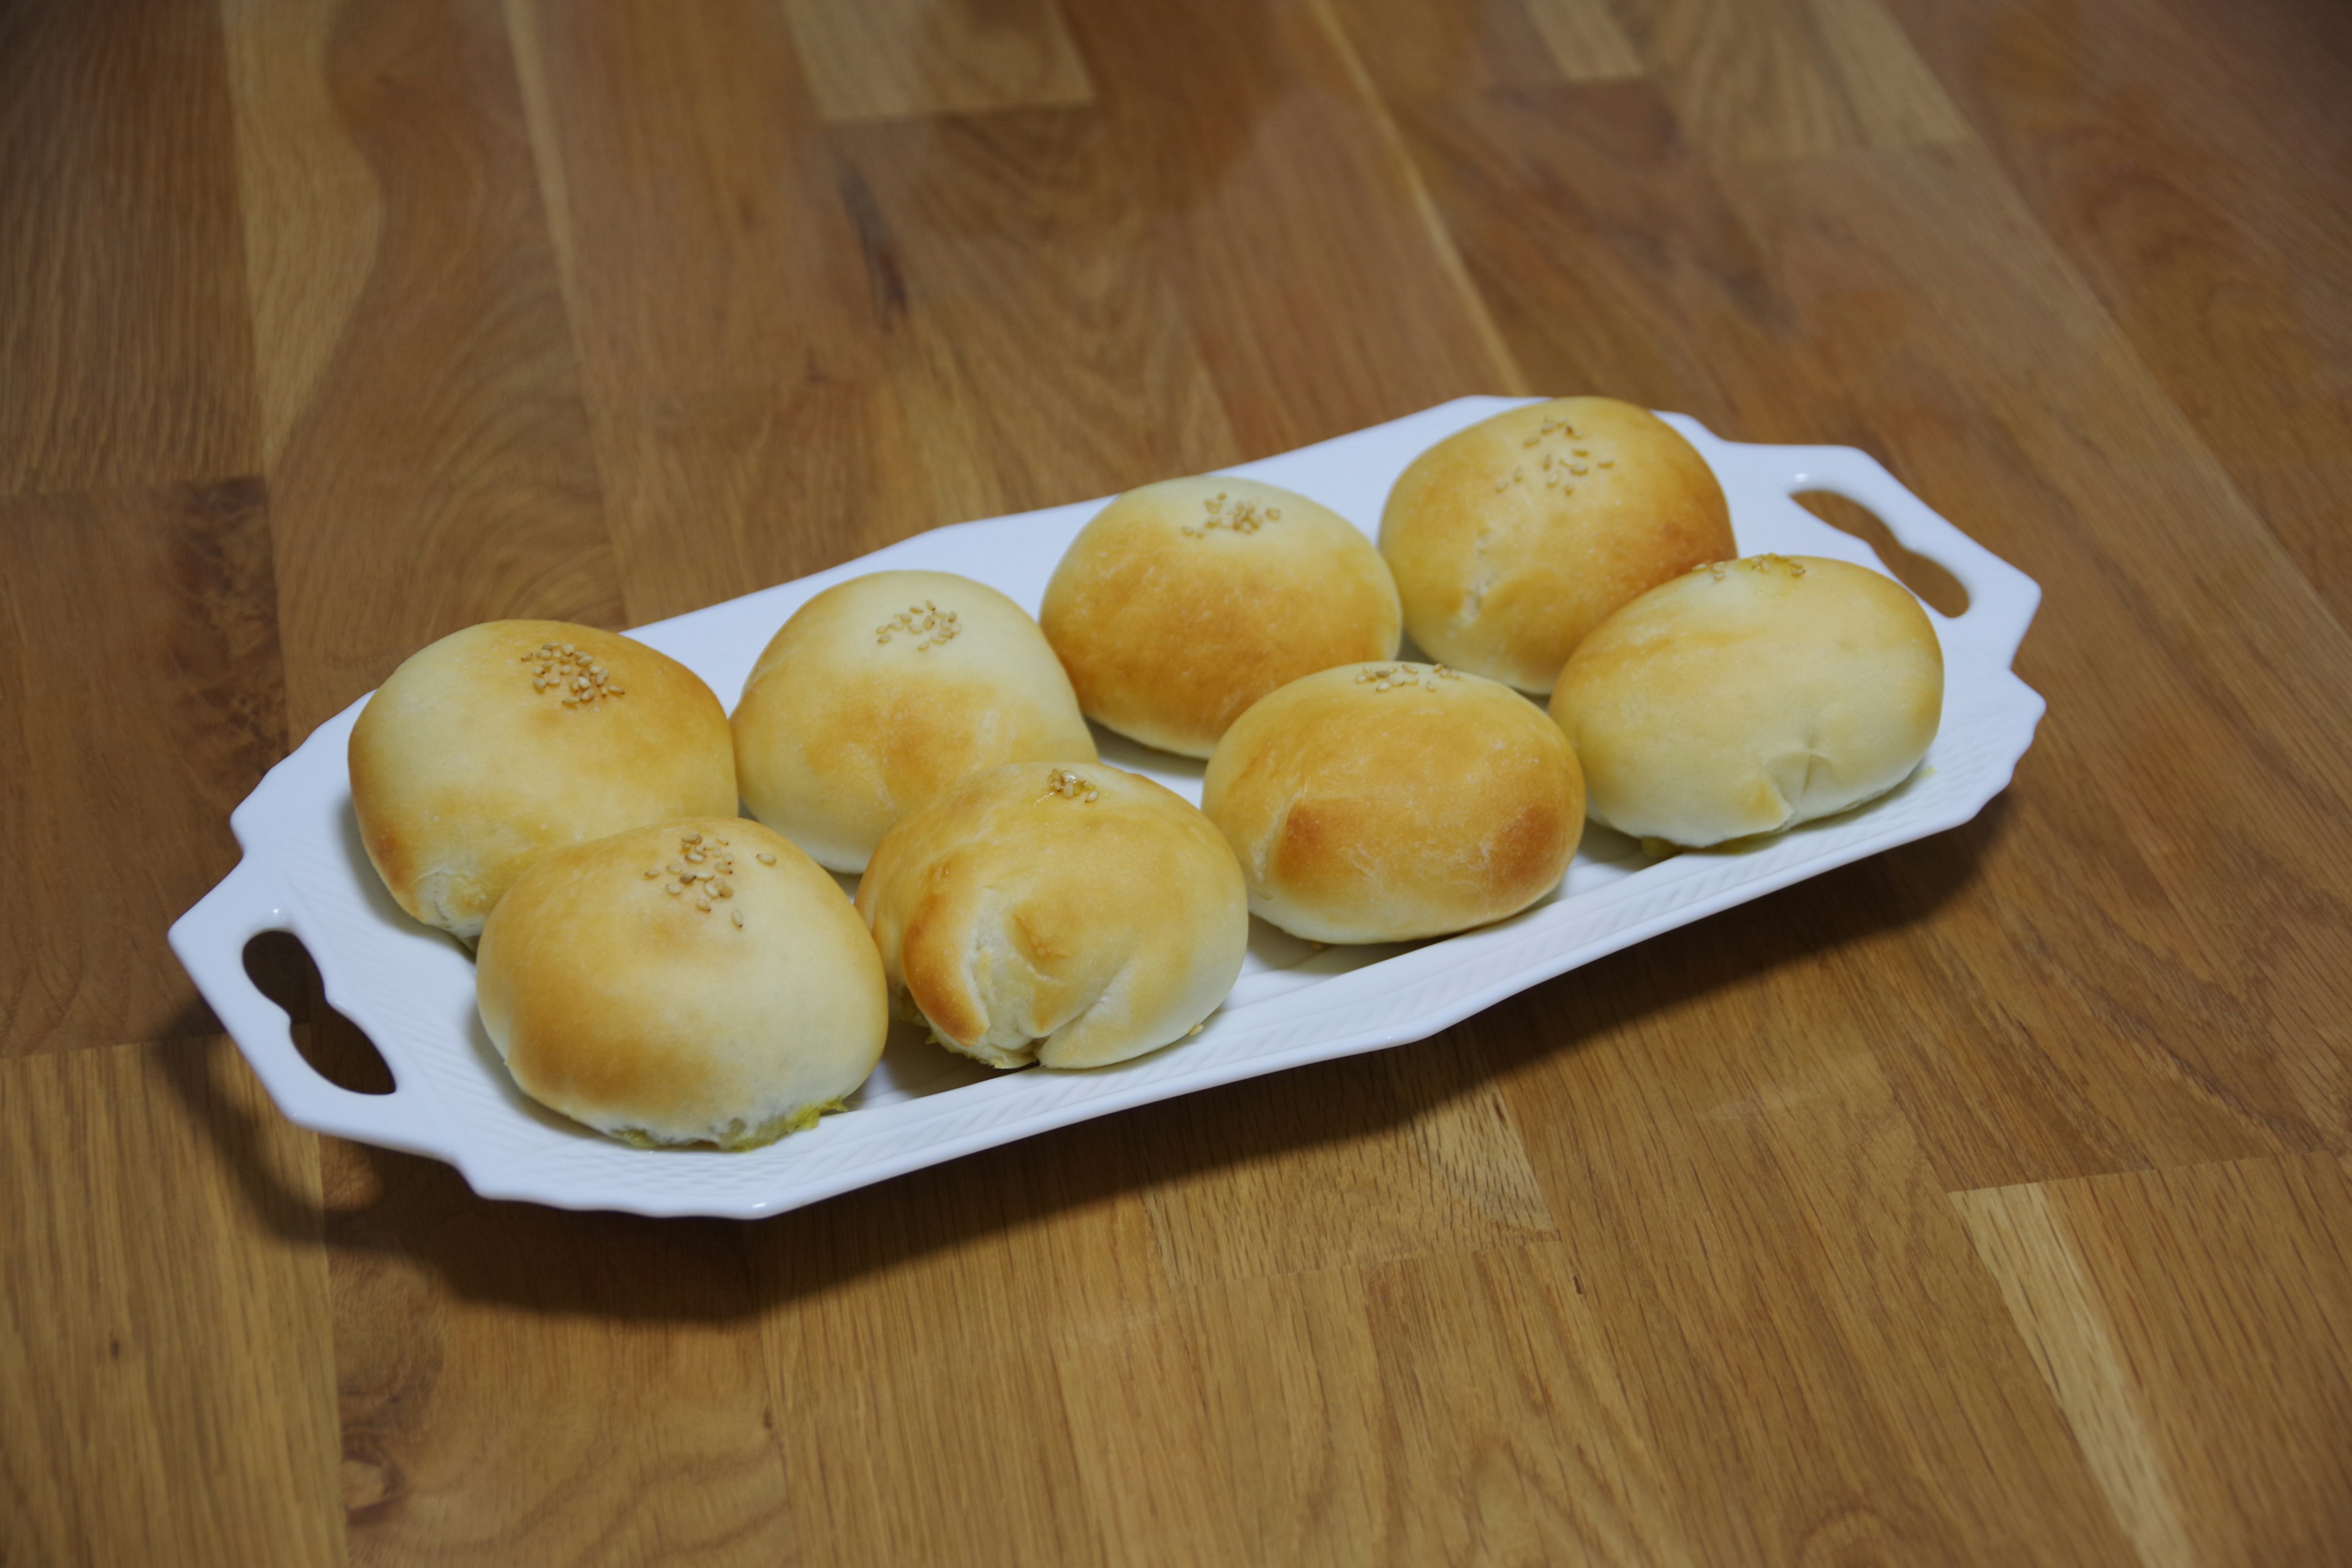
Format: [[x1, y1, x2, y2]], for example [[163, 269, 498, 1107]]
[[505, 0, 930, 623], [0, 0, 257, 496], [1887, 0, 2352, 630], [4, 0, 2351, 1559], [1469, 948, 2139, 1565], [324, 1148, 790, 1566], [0, 481, 283, 1057], [782, 0, 1095, 125], [0, 1040, 343, 1566], [1956, 1155, 2352, 1566], [225, 0, 620, 734]]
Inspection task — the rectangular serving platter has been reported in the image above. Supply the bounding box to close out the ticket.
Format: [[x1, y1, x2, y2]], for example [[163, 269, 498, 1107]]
[[170, 398, 2044, 1219]]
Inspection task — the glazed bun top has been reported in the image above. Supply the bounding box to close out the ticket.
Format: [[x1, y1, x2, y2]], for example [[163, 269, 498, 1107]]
[[1202, 662, 1584, 943], [349, 620, 737, 940], [1549, 554, 1943, 847], [1041, 475, 1401, 758], [731, 570, 1096, 873], [475, 817, 888, 1150], [1379, 397, 1735, 692]]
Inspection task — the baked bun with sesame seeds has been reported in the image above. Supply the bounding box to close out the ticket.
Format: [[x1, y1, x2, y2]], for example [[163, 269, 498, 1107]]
[[1202, 662, 1584, 944], [1040, 475, 1402, 758], [476, 818, 886, 1149], [733, 570, 1096, 874], [349, 620, 737, 941], [1548, 555, 1943, 849], [1379, 398, 1735, 693], [858, 762, 1248, 1070]]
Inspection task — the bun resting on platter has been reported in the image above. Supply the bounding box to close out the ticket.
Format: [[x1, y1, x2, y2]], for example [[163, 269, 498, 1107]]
[[1201, 662, 1584, 943], [1548, 554, 1943, 848], [349, 620, 737, 941], [733, 570, 1096, 873], [1379, 397, 1735, 692], [858, 762, 1248, 1070], [475, 818, 887, 1150], [1040, 475, 1401, 758]]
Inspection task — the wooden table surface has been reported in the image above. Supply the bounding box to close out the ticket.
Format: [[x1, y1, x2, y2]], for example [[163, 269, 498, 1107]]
[[6, 0, 2350, 1562]]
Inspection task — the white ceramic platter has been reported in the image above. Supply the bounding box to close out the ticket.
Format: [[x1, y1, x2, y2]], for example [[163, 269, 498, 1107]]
[[171, 399, 2044, 1218]]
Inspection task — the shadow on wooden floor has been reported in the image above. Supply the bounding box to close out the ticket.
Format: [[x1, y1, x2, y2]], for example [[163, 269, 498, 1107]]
[[158, 795, 2013, 1324]]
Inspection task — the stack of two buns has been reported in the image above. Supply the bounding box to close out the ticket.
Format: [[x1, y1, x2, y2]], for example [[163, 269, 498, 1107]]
[[351, 620, 889, 1150]]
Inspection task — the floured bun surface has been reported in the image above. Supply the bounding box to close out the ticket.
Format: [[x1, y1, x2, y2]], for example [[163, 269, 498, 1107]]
[[1379, 397, 1735, 692], [857, 762, 1248, 1070], [475, 818, 887, 1150], [1202, 663, 1585, 943], [349, 620, 737, 941], [1041, 476, 1401, 757], [733, 570, 1096, 873], [1549, 555, 1943, 848]]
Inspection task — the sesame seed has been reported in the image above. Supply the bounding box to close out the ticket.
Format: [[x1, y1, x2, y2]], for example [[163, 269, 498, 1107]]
[[731, 910, 743, 928], [756, 852, 777, 865], [665, 883, 681, 894], [696, 898, 711, 912], [643, 869, 659, 878], [715, 882, 732, 897]]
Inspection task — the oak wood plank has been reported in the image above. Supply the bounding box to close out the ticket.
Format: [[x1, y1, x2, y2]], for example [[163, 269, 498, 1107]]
[[323, 1147, 793, 1566], [1887, 0, 2352, 630], [1134, 1035, 1556, 1291], [1360, 1243, 1690, 1565], [0, 1039, 344, 1566], [1063, 0, 1518, 455], [0, 0, 257, 496], [0, 481, 284, 1057], [1052, 1268, 1386, 1566], [828, 107, 1238, 525], [224, 0, 620, 735], [1469, 964, 2140, 1565], [781, 0, 1094, 126], [1955, 1154, 2352, 1566], [747, 1121, 1167, 1566], [503, 0, 935, 626]]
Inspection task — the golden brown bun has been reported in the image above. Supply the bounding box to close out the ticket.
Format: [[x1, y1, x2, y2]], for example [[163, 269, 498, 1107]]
[[733, 571, 1096, 873], [1201, 663, 1585, 943], [476, 819, 886, 1149], [1379, 398, 1735, 692], [1548, 556, 1943, 847], [349, 620, 737, 940], [1040, 476, 1402, 758], [858, 763, 1248, 1069]]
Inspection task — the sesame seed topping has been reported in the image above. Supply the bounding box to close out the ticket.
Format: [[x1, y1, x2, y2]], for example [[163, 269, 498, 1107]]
[[643, 869, 660, 878], [666, 883, 682, 895], [1193, 490, 1275, 535], [696, 897, 711, 911], [756, 851, 776, 865], [524, 639, 624, 709], [875, 600, 962, 650], [731, 910, 743, 928]]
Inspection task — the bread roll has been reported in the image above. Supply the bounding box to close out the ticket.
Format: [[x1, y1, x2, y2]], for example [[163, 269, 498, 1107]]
[[858, 762, 1248, 1069], [1379, 397, 1735, 692], [1548, 555, 1943, 847], [350, 620, 736, 941], [476, 818, 886, 1149], [1202, 662, 1584, 943], [1041, 476, 1401, 757], [733, 571, 1096, 873]]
